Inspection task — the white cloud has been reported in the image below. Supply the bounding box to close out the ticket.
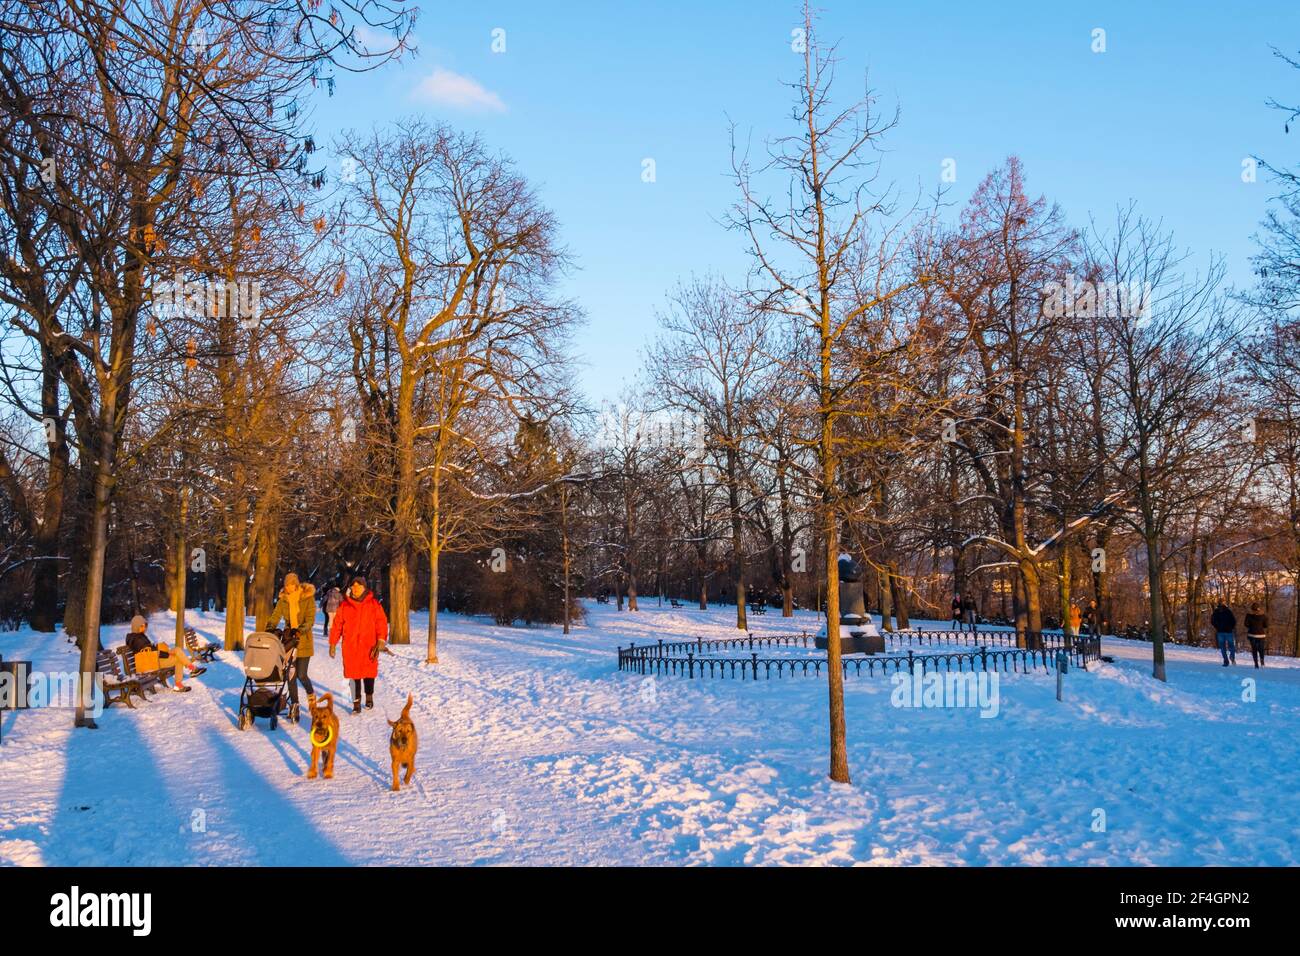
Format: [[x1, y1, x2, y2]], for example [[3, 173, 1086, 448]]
[[413, 67, 505, 113], [351, 24, 418, 54]]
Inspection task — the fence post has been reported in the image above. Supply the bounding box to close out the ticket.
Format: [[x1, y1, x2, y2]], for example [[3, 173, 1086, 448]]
[[907, 649, 915, 674], [617, 646, 622, 671], [752, 652, 759, 681], [688, 652, 695, 679], [980, 645, 988, 672]]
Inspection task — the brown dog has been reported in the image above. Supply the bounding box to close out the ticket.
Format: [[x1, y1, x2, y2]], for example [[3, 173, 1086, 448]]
[[387, 693, 418, 792], [307, 692, 339, 780]]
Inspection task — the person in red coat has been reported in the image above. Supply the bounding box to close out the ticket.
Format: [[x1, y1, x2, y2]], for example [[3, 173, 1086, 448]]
[[329, 574, 389, 714]]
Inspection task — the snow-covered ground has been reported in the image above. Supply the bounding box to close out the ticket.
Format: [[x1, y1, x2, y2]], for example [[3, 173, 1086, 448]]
[[2, 601, 1297, 866]]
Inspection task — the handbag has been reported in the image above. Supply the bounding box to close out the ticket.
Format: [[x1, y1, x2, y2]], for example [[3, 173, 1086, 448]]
[[134, 648, 161, 672]]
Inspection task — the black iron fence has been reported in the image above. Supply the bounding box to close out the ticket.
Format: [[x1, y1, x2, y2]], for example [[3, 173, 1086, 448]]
[[617, 629, 1102, 681]]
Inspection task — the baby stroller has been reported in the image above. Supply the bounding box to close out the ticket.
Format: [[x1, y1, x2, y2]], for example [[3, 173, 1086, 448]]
[[238, 627, 300, 731]]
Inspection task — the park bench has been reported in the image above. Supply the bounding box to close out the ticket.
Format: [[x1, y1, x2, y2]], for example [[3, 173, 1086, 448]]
[[184, 626, 219, 663], [1, 654, 33, 745], [94, 649, 143, 709], [117, 647, 167, 694], [747, 601, 767, 616], [670, 598, 684, 608]]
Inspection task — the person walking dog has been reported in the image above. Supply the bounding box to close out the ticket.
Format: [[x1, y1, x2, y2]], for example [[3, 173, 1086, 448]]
[[329, 574, 388, 714], [265, 573, 318, 709]]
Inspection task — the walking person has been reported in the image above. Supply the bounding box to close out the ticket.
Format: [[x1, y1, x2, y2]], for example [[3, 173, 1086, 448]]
[[322, 582, 342, 644], [1244, 603, 1268, 669], [962, 595, 977, 633], [329, 574, 388, 714], [1084, 599, 1100, 637], [265, 573, 317, 710], [951, 593, 964, 631], [1210, 601, 1237, 667], [1068, 603, 1083, 638]]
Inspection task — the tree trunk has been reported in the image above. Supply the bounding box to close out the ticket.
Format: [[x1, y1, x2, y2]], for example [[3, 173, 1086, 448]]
[[122, 505, 141, 613], [74, 426, 115, 728], [172, 493, 188, 650], [890, 564, 909, 630], [821, 328, 848, 783], [879, 566, 894, 632], [251, 519, 279, 627], [1059, 547, 1073, 638], [28, 351, 69, 632], [388, 545, 411, 644], [62, 480, 91, 639], [727, 448, 747, 630], [426, 531, 440, 664], [1292, 569, 1300, 657], [1018, 558, 1043, 648], [561, 485, 572, 635], [1145, 530, 1167, 681], [224, 562, 248, 651]]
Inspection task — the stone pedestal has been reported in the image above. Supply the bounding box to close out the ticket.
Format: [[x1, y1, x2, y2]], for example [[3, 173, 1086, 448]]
[[815, 555, 886, 655]]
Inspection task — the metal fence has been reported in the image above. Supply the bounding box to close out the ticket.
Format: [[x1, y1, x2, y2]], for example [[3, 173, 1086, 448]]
[[617, 629, 1102, 681]]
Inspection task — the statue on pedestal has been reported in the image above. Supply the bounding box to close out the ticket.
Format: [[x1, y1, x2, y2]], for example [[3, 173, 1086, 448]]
[[815, 554, 885, 655]]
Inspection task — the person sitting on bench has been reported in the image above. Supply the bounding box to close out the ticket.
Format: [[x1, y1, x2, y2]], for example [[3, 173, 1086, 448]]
[[125, 614, 206, 692]]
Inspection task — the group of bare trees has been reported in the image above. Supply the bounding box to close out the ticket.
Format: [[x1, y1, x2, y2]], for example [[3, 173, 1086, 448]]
[[1, 4, 1298, 791], [0, 1, 581, 716]]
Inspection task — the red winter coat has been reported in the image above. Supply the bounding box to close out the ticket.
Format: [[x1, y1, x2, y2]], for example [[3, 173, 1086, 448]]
[[329, 590, 388, 679]]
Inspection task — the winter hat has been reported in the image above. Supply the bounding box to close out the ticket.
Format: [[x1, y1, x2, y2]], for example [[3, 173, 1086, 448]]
[[284, 572, 300, 590], [130, 614, 147, 632]]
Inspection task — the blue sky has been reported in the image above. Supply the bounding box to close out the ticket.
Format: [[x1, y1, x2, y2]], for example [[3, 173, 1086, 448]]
[[310, 1, 1300, 406]]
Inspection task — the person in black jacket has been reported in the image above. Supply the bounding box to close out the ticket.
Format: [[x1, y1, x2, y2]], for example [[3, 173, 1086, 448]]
[[124, 614, 206, 691], [1209, 602, 1237, 666], [1243, 603, 1268, 668], [951, 594, 964, 631]]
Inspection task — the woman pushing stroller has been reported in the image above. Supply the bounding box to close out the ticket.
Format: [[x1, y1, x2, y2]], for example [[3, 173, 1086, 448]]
[[264, 573, 317, 711], [329, 573, 388, 714]]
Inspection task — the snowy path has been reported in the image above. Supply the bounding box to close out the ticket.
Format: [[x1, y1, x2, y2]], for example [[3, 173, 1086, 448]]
[[2, 603, 1298, 865]]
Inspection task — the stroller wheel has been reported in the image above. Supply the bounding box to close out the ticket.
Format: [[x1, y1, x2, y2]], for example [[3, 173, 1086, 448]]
[[270, 713, 278, 731], [238, 709, 249, 730]]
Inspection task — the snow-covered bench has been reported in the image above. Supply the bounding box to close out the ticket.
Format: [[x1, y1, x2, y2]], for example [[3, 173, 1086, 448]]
[[184, 626, 219, 663]]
